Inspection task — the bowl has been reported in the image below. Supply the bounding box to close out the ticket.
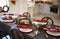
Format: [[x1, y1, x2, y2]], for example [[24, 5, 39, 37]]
[[17, 25, 34, 34]]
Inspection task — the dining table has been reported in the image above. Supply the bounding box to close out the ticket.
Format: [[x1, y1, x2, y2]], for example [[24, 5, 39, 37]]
[[4, 23, 60, 39]]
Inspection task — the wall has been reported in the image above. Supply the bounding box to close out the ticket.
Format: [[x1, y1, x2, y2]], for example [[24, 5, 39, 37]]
[[33, 0, 60, 26], [19, 0, 27, 14], [28, 7, 34, 18], [33, 5, 60, 26], [0, 0, 28, 14], [9, 0, 28, 14], [9, 0, 20, 14]]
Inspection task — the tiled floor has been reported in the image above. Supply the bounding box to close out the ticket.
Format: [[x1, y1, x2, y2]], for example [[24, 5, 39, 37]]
[[33, 13, 60, 26]]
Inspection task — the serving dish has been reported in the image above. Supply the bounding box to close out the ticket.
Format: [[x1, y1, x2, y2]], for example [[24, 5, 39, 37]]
[[17, 25, 34, 34], [32, 20, 48, 25], [44, 25, 60, 36], [46, 31, 60, 36], [2, 18, 14, 23]]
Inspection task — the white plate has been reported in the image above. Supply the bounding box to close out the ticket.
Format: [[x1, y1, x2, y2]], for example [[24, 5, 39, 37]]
[[32, 22, 47, 25], [2, 20, 13, 22], [12, 16, 18, 18], [46, 31, 60, 36], [19, 28, 33, 32]]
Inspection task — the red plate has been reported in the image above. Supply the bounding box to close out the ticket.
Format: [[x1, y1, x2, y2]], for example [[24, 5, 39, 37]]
[[43, 28, 57, 32], [2, 18, 15, 23], [2, 18, 14, 20], [34, 20, 48, 22], [49, 28, 57, 32], [43, 28, 49, 31]]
